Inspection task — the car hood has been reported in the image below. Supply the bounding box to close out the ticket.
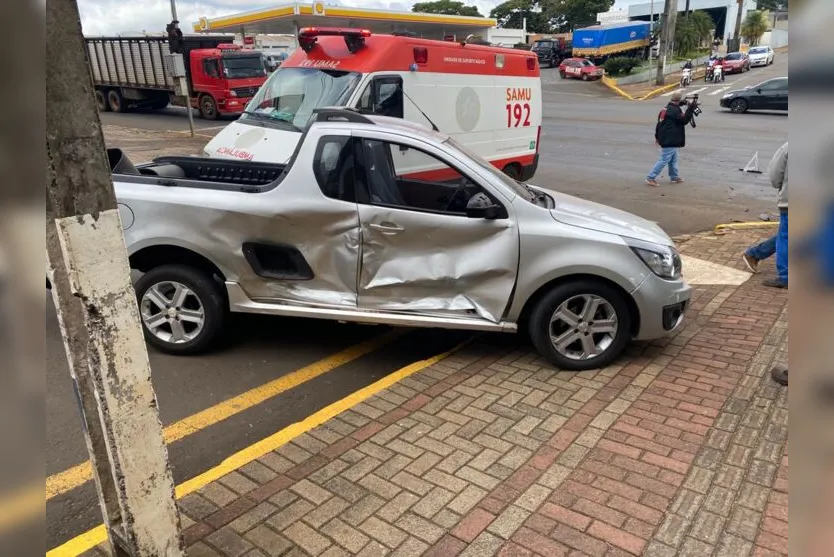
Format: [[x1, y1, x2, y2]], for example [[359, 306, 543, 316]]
[[531, 186, 673, 246]]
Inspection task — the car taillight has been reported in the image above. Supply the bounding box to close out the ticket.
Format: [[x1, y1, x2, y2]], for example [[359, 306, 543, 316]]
[[527, 57, 536, 71], [413, 47, 428, 64]]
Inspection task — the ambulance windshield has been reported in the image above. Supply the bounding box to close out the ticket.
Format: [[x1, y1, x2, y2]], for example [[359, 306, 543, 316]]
[[243, 67, 362, 130]]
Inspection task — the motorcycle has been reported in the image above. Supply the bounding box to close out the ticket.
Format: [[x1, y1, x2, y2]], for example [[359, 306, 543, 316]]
[[680, 68, 693, 87], [711, 65, 723, 83]]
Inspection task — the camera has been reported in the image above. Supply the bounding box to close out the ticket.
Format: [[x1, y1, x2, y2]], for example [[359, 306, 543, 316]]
[[682, 94, 702, 127]]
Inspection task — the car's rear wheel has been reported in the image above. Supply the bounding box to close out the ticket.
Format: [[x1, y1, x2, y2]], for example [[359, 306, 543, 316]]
[[730, 98, 748, 114], [134, 264, 226, 355], [529, 280, 632, 371]]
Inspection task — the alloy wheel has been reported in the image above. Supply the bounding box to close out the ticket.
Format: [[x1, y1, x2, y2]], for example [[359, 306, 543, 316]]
[[548, 294, 618, 361], [140, 281, 206, 344]]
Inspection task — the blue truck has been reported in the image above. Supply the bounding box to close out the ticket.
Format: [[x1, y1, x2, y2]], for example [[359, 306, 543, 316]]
[[572, 21, 651, 61]]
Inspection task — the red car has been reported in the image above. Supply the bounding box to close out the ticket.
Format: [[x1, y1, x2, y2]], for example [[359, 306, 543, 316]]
[[559, 58, 604, 81], [721, 52, 751, 74]]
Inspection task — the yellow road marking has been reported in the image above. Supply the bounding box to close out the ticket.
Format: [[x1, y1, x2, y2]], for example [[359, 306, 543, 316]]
[[45, 329, 406, 501], [47, 337, 471, 556], [715, 221, 779, 231]]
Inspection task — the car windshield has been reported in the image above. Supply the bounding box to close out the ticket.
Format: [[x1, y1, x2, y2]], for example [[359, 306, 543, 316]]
[[725, 53, 743, 60], [222, 55, 267, 79], [749, 47, 768, 54], [243, 67, 362, 130], [444, 137, 544, 206], [533, 41, 553, 48]]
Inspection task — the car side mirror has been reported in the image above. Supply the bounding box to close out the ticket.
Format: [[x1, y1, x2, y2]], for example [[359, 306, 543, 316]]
[[465, 193, 507, 220]]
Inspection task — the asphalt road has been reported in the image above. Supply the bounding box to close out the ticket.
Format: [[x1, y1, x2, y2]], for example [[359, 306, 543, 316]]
[[47, 55, 788, 550]]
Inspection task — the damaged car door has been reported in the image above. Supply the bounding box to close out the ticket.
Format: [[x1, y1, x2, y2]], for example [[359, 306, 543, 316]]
[[353, 134, 520, 322]]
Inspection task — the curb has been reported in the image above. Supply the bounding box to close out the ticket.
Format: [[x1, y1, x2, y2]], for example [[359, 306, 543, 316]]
[[714, 221, 779, 231], [602, 68, 706, 101]]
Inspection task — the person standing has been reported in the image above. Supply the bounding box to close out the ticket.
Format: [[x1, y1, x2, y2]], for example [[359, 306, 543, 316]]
[[646, 92, 698, 187]]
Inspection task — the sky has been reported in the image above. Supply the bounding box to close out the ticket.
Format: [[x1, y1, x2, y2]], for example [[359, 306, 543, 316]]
[[78, 0, 644, 36]]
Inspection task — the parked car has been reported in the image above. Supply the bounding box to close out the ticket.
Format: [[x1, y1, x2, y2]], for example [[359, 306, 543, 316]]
[[112, 108, 691, 371], [721, 51, 750, 74], [747, 45, 775, 67], [720, 77, 788, 113], [559, 58, 604, 81]]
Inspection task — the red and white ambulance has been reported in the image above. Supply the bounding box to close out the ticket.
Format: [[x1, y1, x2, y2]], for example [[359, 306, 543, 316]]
[[202, 28, 543, 180]]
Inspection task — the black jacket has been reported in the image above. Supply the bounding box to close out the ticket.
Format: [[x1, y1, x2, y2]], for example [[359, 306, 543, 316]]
[[655, 102, 695, 148]]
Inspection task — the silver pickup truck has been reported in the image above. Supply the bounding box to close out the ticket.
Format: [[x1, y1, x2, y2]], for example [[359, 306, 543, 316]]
[[113, 108, 690, 371]]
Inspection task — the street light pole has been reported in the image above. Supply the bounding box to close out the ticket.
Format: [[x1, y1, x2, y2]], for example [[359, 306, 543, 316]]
[[649, 0, 654, 64], [170, 0, 195, 137]]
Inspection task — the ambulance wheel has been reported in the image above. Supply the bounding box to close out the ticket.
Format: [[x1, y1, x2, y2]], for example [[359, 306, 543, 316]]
[[199, 95, 218, 120], [107, 89, 127, 113], [95, 90, 110, 112], [503, 163, 521, 181]]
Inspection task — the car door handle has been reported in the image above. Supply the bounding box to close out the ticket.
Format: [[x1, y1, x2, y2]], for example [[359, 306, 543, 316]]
[[369, 222, 405, 234]]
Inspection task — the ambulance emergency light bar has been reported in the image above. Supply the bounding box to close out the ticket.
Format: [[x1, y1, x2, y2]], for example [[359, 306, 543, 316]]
[[298, 27, 371, 54]]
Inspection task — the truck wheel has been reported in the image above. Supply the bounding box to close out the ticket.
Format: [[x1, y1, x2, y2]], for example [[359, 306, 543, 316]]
[[134, 264, 226, 355], [199, 95, 218, 120], [528, 280, 631, 371], [95, 90, 110, 112], [107, 89, 127, 113]]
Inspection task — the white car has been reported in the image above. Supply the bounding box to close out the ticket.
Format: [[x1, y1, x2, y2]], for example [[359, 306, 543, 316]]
[[748, 46, 775, 67]]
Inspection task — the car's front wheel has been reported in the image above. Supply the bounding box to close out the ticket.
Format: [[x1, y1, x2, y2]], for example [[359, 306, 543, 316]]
[[730, 98, 748, 114], [134, 265, 226, 355], [529, 280, 632, 371]]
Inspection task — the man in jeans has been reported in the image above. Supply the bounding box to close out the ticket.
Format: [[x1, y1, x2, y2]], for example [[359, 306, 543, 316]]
[[742, 141, 788, 288], [646, 91, 698, 186]]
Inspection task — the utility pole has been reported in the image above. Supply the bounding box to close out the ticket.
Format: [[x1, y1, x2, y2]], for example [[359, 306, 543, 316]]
[[169, 0, 195, 137], [46, 1, 184, 556], [730, 0, 744, 52], [649, 0, 654, 64], [654, 0, 678, 86]]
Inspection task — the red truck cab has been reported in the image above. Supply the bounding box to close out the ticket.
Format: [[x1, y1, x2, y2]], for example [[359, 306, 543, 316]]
[[189, 44, 267, 119]]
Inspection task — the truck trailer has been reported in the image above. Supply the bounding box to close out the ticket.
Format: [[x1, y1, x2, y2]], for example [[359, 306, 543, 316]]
[[571, 22, 651, 62], [85, 35, 268, 119]]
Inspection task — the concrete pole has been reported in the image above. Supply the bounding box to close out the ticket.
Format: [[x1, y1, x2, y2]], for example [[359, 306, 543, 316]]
[[46, 1, 184, 555], [170, 0, 195, 137], [733, 0, 745, 43], [649, 0, 654, 64], [655, 0, 678, 86]]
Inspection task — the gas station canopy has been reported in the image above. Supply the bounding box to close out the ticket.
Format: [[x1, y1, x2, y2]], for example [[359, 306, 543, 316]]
[[192, 1, 497, 40]]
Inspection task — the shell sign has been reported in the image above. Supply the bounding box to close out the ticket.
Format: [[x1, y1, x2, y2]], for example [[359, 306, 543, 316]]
[[197, 17, 209, 31], [313, 1, 325, 16]]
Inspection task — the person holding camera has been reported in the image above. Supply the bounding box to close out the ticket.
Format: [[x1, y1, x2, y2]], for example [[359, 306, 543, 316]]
[[646, 91, 698, 187]]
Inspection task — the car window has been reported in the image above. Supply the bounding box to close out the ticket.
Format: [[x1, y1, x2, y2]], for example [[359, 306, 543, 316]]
[[313, 136, 356, 202], [749, 47, 767, 54], [726, 53, 742, 60], [357, 139, 494, 215], [357, 77, 404, 119], [759, 78, 788, 91], [580, 60, 593, 66]]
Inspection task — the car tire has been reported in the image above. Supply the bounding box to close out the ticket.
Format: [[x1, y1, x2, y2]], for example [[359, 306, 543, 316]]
[[107, 89, 127, 113], [95, 90, 110, 112], [134, 264, 226, 355], [528, 280, 632, 371], [559, 71, 566, 79], [730, 98, 748, 114], [581, 73, 589, 81], [199, 94, 218, 120]]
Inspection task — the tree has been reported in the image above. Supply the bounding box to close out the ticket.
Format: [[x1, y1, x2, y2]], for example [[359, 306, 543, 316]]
[[490, 0, 550, 32], [673, 16, 700, 55], [688, 10, 715, 45], [412, 0, 483, 16], [741, 10, 769, 45], [541, 0, 615, 32]]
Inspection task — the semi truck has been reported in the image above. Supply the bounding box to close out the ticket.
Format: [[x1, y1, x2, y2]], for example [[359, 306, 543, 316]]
[[85, 35, 268, 119], [571, 22, 651, 62]]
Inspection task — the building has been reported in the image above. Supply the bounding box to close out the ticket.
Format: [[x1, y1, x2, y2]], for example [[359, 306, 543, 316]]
[[627, 0, 758, 42], [193, 1, 497, 42]]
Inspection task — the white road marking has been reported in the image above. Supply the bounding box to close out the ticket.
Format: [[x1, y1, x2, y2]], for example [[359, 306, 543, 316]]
[[710, 87, 730, 95], [661, 88, 683, 97], [681, 255, 751, 286], [688, 87, 707, 95]]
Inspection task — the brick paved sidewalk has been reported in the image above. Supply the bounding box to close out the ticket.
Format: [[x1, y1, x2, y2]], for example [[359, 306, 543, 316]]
[[86, 228, 788, 557]]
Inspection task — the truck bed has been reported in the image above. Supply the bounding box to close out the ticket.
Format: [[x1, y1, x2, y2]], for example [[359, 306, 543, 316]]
[[109, 148, 285, 192]]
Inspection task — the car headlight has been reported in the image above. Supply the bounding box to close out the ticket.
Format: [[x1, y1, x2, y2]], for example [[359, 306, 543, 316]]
[[625, 238, 682, 279]]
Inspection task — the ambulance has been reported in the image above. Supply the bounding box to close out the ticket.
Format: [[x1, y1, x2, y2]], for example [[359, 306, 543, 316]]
[[202, 27, 543, 180]]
